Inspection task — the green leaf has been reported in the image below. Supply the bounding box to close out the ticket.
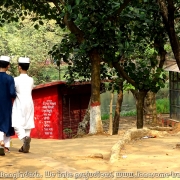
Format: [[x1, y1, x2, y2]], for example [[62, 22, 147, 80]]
[[75, 0, 81, 5], [78, 13, 82, 19], [67, 5, 72, 12], [125, 41, 129, 48]]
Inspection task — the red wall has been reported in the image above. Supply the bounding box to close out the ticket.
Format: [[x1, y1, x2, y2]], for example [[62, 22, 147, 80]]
[[32, 86, 62, 139], [30, 82, 91, 139], [61, 87, 91, 139]]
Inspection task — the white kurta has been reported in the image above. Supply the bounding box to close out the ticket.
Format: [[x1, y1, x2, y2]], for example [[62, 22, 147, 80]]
[[12, 74, 34, 129]]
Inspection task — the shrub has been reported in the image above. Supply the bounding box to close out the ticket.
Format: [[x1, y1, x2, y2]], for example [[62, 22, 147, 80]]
[[156, 98, 170, 113]]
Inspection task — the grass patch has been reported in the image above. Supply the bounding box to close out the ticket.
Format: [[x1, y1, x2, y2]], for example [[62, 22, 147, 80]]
[[156, 98, 169, 113], [101, 114, 111, 120], [101, 98, 169, 119], [121, 110, 137, 117], [101, 110, 137, 120]]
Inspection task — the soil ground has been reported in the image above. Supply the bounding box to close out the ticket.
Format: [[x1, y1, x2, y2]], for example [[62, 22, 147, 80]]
[[1, 115, 180, 180]]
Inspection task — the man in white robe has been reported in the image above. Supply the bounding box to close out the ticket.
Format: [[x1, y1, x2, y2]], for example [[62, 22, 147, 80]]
[[12, 57, 34, 153]]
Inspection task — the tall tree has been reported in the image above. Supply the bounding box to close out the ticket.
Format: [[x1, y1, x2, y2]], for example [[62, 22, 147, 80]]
[[109, 78, 124, 134], [112, 2, 168, 128], [49, 0, 167, 129], [157, 0, 180, 69], [0, 0, 131, 134], [0, 20, 63, 84], [0, 0, 170, 131]]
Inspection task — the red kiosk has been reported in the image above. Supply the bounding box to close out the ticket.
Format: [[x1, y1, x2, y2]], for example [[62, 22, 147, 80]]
[[31, 81, 91, 139]]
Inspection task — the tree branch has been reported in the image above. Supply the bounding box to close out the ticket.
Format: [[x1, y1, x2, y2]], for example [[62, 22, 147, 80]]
[[59, 0, 65, 6], [158, 46, 167, 68], [114, 0, 132, 16], [153, 30, 167, 68], [51, 0, 63, 12], [63, 13, 84, 43], [112, 61, 136, 86], [50, 0, 84, 44], [158, 0, 180, 69], [167, 0, 175, 27], [157, 0, 168, 23]]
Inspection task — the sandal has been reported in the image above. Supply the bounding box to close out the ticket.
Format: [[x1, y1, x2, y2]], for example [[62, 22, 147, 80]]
[[4, 147, 10, 153]]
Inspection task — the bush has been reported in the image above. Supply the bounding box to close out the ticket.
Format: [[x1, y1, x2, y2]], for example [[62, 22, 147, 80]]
[[156, 98, 169, 113]]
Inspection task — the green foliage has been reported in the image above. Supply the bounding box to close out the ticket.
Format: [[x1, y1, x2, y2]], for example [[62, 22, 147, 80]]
[[0, 1, 169, 96], [101, 96, 169, 119], [156, 83, 169, 99], [101, 110, 137, 119], [63, 128, 72, 134], [63, 128, 73, 138], [156, 98, 170, 114], [44, 65, 67, 81], [0, 20, 63, 58], [164, 44, 172, 52], [124, 59, 167, 92], [123, 83, 135, 91], [121, 110, 137, 117], [54, 0, 167, 92], [101, 114, 111, 120], [101, 99, 169, 119], [0, 18, 64, 84]]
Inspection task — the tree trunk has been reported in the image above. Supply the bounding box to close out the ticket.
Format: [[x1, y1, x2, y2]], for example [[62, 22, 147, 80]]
[[144, 91, 157, 125], [75, 100, 90, 137], [89, 49, 103, 134], [157, 0, 180, 69], [112, 80, 123, 135], [151, 92, 157, 125], [108, 90, 114, 135], [134, 90, 148, 129]]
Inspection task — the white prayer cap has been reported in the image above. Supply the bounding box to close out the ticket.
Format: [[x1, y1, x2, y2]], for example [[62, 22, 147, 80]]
[[18, 57, 30, 63], [0, 56, 10, 62]]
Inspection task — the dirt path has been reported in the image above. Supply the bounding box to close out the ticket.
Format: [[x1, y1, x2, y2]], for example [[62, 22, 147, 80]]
[[1, 115, 180, 180], [116, 135, 180, 180]]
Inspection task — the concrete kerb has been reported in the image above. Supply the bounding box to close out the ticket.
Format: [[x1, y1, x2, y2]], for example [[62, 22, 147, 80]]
[[109, 128, 169, 163]]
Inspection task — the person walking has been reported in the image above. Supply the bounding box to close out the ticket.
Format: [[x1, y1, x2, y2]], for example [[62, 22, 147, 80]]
[[12, 57, 34, 153], [0, 55, 16, 156]]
